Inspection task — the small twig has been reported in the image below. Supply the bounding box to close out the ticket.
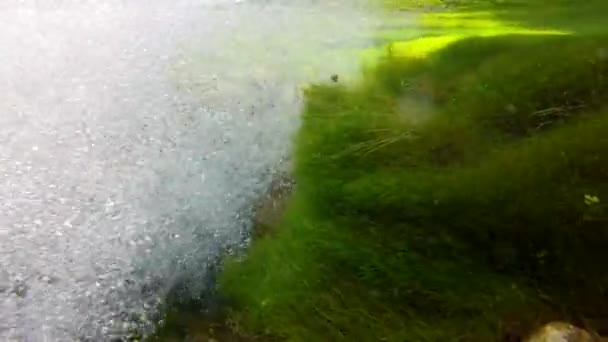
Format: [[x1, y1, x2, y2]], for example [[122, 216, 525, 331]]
[[532, 104, 587, 130], [534, 120, 554, 131], [331, 132, 414, 159], [532, 104, 586, 118]]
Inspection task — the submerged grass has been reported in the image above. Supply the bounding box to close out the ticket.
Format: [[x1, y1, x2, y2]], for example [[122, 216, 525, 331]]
[[218, 3, 608, 341]]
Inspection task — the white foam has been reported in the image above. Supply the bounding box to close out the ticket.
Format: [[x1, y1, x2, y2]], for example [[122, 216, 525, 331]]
[[0, 0, 374, 339]]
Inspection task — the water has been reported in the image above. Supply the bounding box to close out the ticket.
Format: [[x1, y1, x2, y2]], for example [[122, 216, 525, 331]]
[[0, 1, 376, 340]]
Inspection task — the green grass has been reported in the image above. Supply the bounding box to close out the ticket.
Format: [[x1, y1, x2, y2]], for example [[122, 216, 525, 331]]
[[221, 193, 542, 341], [218, 3, 608, 342]]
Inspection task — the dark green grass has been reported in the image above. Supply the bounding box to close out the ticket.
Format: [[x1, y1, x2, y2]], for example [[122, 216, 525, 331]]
[[491, 0, 608, 35], [219, 14, 608, 342]]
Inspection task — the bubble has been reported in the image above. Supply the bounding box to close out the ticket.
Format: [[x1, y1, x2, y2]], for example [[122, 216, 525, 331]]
[[0, 0, 375, 340]]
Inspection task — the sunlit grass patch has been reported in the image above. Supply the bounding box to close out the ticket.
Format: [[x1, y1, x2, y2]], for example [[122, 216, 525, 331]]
[[420, 11, 509, 29], [369, 11, 569, 61], [384, 35, 463, 58]]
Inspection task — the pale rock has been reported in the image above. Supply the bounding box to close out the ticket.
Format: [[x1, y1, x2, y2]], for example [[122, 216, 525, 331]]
[[525, 322, 594, 342]]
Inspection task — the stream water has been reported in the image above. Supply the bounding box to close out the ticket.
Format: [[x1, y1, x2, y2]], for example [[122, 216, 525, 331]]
[[0, 1, 378, 340]]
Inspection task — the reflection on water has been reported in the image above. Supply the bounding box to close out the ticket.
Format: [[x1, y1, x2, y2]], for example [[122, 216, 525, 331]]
[[0, 0, 376, 339]]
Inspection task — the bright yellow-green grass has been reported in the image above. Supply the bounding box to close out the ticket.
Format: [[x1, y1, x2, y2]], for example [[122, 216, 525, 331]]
[[365, 10, 568, 65]]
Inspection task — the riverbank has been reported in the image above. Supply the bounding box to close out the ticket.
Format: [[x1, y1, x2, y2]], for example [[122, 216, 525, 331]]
[[214, 1, 608, 341]]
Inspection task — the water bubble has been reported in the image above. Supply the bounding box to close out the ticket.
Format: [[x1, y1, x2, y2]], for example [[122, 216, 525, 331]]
[[0, 0, 374, 340]]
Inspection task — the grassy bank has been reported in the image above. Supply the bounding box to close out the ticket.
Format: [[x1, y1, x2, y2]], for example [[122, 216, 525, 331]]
[[218, 3, 608, 342]]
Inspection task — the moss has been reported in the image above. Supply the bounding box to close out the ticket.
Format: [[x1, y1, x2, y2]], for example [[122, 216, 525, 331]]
[[222, 193, 540, 341], [218, 4, 608, 341]]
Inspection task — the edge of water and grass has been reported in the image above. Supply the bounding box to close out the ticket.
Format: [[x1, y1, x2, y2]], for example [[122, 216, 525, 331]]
[[150, 1, 608, 340]]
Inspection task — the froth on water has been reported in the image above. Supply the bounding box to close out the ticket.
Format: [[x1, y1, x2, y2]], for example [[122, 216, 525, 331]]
[[0, 0, 374, 339]]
